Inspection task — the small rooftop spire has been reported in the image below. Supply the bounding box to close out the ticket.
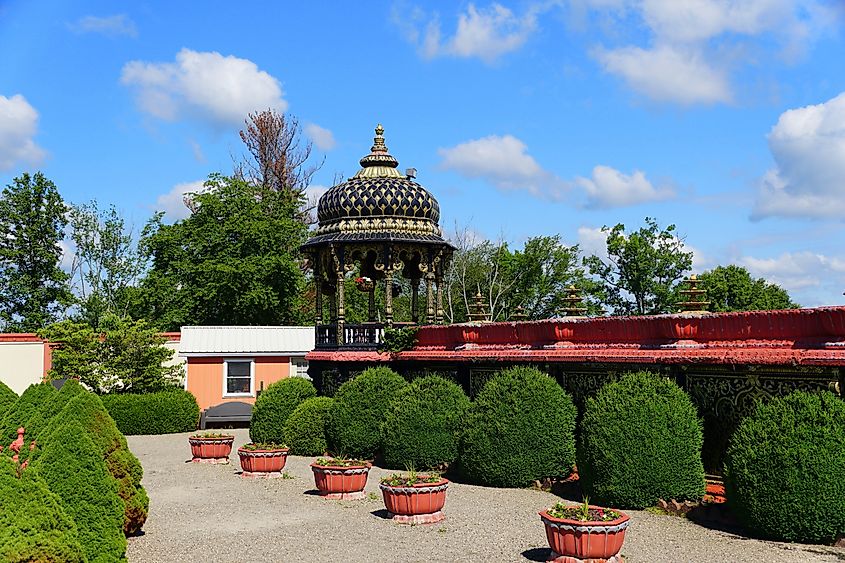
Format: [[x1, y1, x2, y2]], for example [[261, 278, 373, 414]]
[[356, 123, 401, 178]]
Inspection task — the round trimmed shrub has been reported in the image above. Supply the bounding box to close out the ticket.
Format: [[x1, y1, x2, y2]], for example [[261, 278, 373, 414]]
[[101, 389, 200, 435], [460, 366, 576, 488], [0, 457, 85, 562], [284, 397, 334, 456], [382, 375, 470, 470], [1, 383, 56, 442], [725, 390, 845, 544], [0, 381, 16, 420], [35, 419, 126, 562], [577, 371, 705, 509], [326, 367, 408, 459], [250, 377, 317, 444]]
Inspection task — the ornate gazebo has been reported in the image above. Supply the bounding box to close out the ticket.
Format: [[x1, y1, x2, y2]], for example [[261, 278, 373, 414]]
[[301, 125, 453, 349]]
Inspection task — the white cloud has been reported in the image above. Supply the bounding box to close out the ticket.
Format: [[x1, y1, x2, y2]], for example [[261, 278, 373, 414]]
[[0, 94, 46, 171], [155, 180, 204, 221], [576, 165, 674, 208], [69, 14, 138, 38], [739, 251, 845, 305], [401, 3, 538, 64], [305, 123, 336, 151], [595, 45, 731, 105], [438, 134, 566, 199], [121, 49, 286, 127], [752, 92, 845, 219], [589, 0, 838, 105]]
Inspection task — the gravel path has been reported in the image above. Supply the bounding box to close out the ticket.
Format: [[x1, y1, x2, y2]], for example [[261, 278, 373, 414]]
[[126, 429, 844, 563]]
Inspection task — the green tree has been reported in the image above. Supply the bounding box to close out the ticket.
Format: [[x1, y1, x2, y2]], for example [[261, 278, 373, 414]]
[[698, 265, 798, 312], [133, 174, 308, 329], [68, 200, 148, 328], [584, 217, 693, 315], [38, 314, 181, 393], [0, 172, 72, 331]]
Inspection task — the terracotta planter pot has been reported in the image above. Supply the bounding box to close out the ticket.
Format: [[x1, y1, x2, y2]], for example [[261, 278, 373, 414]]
[[238, 447, 289, 478], [379, 479, 449, 524], [310, 462, 371, 500], [539, 507, 630, 563], [189, 436, 234, 464]]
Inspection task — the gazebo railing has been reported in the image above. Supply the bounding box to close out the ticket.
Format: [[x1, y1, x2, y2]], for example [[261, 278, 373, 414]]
[[315, 322, 415, 350]]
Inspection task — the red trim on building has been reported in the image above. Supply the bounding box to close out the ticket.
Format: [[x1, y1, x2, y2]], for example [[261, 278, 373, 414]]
[[307, 306, 845, 366]]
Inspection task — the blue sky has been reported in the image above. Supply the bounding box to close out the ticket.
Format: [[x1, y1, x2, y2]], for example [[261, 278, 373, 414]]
[[1, 1, 844, 306]]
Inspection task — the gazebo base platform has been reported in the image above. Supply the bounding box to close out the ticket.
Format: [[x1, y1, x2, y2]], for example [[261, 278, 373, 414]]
[[241, 470, 285, 479], [191, 457, 229, 464], [547, 553, 623, 563], [321, 491, 366, 500], [388, 510, 445, 525]]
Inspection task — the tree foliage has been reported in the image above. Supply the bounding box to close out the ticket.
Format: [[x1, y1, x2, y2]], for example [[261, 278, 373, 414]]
[[133, 174, 308, 330], [68, 200, 148, 328], [443, 230, 598, 322], [698, 265, 798, 312], [38, 314, 182, 393], [0, 172, 72, 331], [584, 217, 692, 315]]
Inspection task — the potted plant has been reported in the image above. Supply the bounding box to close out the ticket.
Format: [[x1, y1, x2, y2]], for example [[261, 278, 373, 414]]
[[238, 442, 290, 478], [379, 471, 449, 524], [539, 498, 630, 563], [310, 457, 371, 499], [188, 432, 235, 464], [355, 276, 374, 292]]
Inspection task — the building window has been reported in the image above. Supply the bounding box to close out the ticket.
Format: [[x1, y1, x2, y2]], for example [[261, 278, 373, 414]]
[[224, 360, 253, 396], [291, 358, 310, 380]]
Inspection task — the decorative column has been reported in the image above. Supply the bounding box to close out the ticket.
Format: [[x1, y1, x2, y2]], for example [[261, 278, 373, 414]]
[[435, 271, 444, 323], [368, 287, 376, 322], [425, 272, 435, 324], [314, 258, 323, 325], [384, 269, 394, 326], [410, 279, 419, 323], [336, 271, 345, 345]]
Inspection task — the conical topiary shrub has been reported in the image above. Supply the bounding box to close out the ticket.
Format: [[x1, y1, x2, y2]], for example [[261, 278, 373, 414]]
[[326, 367, 408, 459], [577, 371, 705, 509], [250, 377, 317, 445], [0, 457, 85, 562], [34, 419, 126, 562], [382, 375, 470, 470], [1, 383, 56, 442], [284, 396, 334, 456], [460, 366, 577, 488], [0, 381, 16, 421], [725, 390, 845, 544]]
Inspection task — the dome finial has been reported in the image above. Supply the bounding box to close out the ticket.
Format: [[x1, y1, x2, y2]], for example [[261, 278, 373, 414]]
[[371, 123, 387, 153]]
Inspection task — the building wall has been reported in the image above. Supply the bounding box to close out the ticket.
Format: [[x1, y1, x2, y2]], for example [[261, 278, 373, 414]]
[[0, 338, 46, 395], [186, 356, 292, 411]]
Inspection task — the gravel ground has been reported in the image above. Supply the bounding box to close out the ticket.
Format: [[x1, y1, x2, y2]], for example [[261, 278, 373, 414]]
[[126, 429, 844, 563]]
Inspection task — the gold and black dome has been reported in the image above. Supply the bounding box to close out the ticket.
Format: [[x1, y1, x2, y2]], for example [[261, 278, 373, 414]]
[[303, 125, 449, 247]]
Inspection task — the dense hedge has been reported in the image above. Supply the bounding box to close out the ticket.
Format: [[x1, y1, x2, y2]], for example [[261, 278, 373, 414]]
[[35, 419, 126, 562], [460, 366, 577, 487], [250, 377, 317, 444], [101, 388, 200, 435], [284, 396, 334, 456], [382, 375, 470, 470], [41, 392, 148, 535], [725, 391, 845, 544], [326, 367, 408, 459], [0, 381, 16, 420], [577, 371, 705, 509], [1, 383, 56, 442], [0, 457, 85, 562]]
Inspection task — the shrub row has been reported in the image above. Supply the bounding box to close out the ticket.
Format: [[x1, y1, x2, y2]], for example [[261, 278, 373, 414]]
[[101, 388, 200, 435]]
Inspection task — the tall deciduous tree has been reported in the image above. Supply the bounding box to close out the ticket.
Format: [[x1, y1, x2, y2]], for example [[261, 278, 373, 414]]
[[68, 201, 148, 328], [0, 172, 72, 331], [235, 109, 322, 222], [584, 217, 693, 315], [133, 174, 308, 330], [698, 265, 798, 312]]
